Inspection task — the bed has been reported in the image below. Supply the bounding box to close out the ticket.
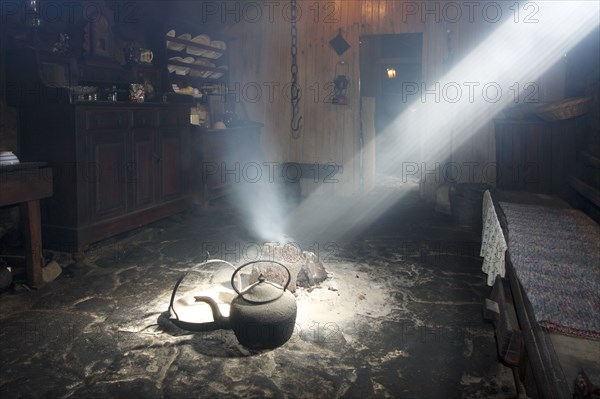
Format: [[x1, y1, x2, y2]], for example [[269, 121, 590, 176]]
[[480, 189, 600, 399]]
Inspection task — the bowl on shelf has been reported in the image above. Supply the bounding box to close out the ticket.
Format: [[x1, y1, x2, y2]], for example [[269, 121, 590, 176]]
[[0, 151, 20, 166]]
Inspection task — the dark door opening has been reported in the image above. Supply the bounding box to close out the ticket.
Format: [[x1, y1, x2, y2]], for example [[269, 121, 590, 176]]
[[360, 33, 423, 177]]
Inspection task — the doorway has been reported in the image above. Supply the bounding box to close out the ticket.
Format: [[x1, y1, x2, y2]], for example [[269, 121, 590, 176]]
[[360, 33, 423, 177]]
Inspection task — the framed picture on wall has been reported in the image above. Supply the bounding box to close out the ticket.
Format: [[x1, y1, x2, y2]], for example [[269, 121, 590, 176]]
[[83, 1, 116, 58], [91, 15, 113, 57]]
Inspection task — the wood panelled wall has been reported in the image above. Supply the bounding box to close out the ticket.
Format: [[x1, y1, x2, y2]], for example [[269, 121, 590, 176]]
[[226, 0, 557, 198]]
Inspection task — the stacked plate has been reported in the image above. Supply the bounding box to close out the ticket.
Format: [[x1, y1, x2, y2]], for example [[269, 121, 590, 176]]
[[187, 34, 211, 56], [0, 151, 20, 166], [166, 30, 227, 79], [190, 59, 214, 78], [169, 56, 194, 64], [167, 30, 226, 58], [166, 30, 191, 51], [167, 56, 195, 75], [210, 65, 228, 79], [205, 40, 226, 59]]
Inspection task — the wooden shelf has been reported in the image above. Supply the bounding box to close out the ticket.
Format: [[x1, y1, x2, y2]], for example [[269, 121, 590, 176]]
[[164, 31, 229, 97], [166, 36, 226, 55], [167, 60, 227, 76]]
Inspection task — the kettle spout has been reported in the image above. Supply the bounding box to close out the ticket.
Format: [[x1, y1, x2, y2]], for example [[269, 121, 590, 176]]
[[194, 296, 229, 328]]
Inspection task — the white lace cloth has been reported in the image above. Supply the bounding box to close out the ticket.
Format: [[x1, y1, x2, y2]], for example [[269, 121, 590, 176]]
[[480, 190, 507, 286]]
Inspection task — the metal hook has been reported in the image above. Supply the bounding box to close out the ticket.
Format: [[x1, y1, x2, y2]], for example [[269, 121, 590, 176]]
[[291, 115, 302, 133]]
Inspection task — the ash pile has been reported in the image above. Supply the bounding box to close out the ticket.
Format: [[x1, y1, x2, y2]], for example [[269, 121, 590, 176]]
[[249, 242, 328, 292]]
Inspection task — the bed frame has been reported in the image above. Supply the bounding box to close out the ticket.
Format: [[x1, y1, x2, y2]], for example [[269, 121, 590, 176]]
[[488, 189, 599, 399]]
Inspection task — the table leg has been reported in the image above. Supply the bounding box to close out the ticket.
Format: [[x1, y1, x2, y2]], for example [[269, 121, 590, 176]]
[[20, 200, 44, 286]]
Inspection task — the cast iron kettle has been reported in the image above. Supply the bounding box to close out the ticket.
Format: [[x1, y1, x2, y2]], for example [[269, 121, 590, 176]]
[[170, 260, 297, 350]]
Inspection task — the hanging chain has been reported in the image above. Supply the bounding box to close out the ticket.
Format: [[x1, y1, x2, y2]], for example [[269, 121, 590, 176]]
[[290, 0, 302, 138]]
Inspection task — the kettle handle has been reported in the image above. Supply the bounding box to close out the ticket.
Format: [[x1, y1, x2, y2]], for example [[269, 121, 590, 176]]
[[230, 260, 291, 297], [168, 258, 236, 321]]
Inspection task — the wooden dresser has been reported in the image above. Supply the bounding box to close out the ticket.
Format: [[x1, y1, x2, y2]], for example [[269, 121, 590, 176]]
[[17, 103, 191, 261]]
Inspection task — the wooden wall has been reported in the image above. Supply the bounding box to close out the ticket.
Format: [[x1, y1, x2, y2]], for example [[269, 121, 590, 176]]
[[225, 0, 561, 198]]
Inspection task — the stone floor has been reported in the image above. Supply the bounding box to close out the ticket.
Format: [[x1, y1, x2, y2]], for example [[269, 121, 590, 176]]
[[0, 182, 516, 398]]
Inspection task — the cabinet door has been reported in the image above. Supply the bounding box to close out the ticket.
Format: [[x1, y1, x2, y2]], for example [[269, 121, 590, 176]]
[[131, 128, 158, 209], [158, 128, 185, 201], [87, 130, 128, 221]]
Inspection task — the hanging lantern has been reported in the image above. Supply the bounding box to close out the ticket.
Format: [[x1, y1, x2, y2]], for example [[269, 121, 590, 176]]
[[386, 67, 397, 79], [332, 60, 350, 105]]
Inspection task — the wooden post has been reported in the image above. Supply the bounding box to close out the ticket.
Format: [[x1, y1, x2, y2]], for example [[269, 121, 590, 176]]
[[1, 166, 52, 286], [361, 97, 376, 193], [20, 200, 44, 286]]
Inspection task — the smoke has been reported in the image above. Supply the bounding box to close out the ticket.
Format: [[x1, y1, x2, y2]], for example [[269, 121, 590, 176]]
[[291, 1, 599, 245], [219, 135, 289, 244], [238, 175, 288, 243], [225, 1, 599, 248]]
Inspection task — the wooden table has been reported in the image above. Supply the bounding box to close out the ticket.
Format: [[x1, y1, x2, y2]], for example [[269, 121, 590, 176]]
[[0, 163, 53, 286]]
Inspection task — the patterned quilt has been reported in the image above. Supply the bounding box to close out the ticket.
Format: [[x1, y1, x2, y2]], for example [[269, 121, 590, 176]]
[[500, 202, 600, 340]]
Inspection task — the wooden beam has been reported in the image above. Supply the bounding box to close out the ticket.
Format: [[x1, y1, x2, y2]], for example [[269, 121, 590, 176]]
[[20, 200, 44, 286]]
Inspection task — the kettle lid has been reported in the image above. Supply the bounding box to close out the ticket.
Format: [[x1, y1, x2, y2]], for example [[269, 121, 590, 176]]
[[231, 261, 292, 304], [238, 274, 284, 304]]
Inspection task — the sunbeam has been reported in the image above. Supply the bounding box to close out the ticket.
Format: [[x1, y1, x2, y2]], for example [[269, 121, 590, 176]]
[[267, 0, 600, 246]]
